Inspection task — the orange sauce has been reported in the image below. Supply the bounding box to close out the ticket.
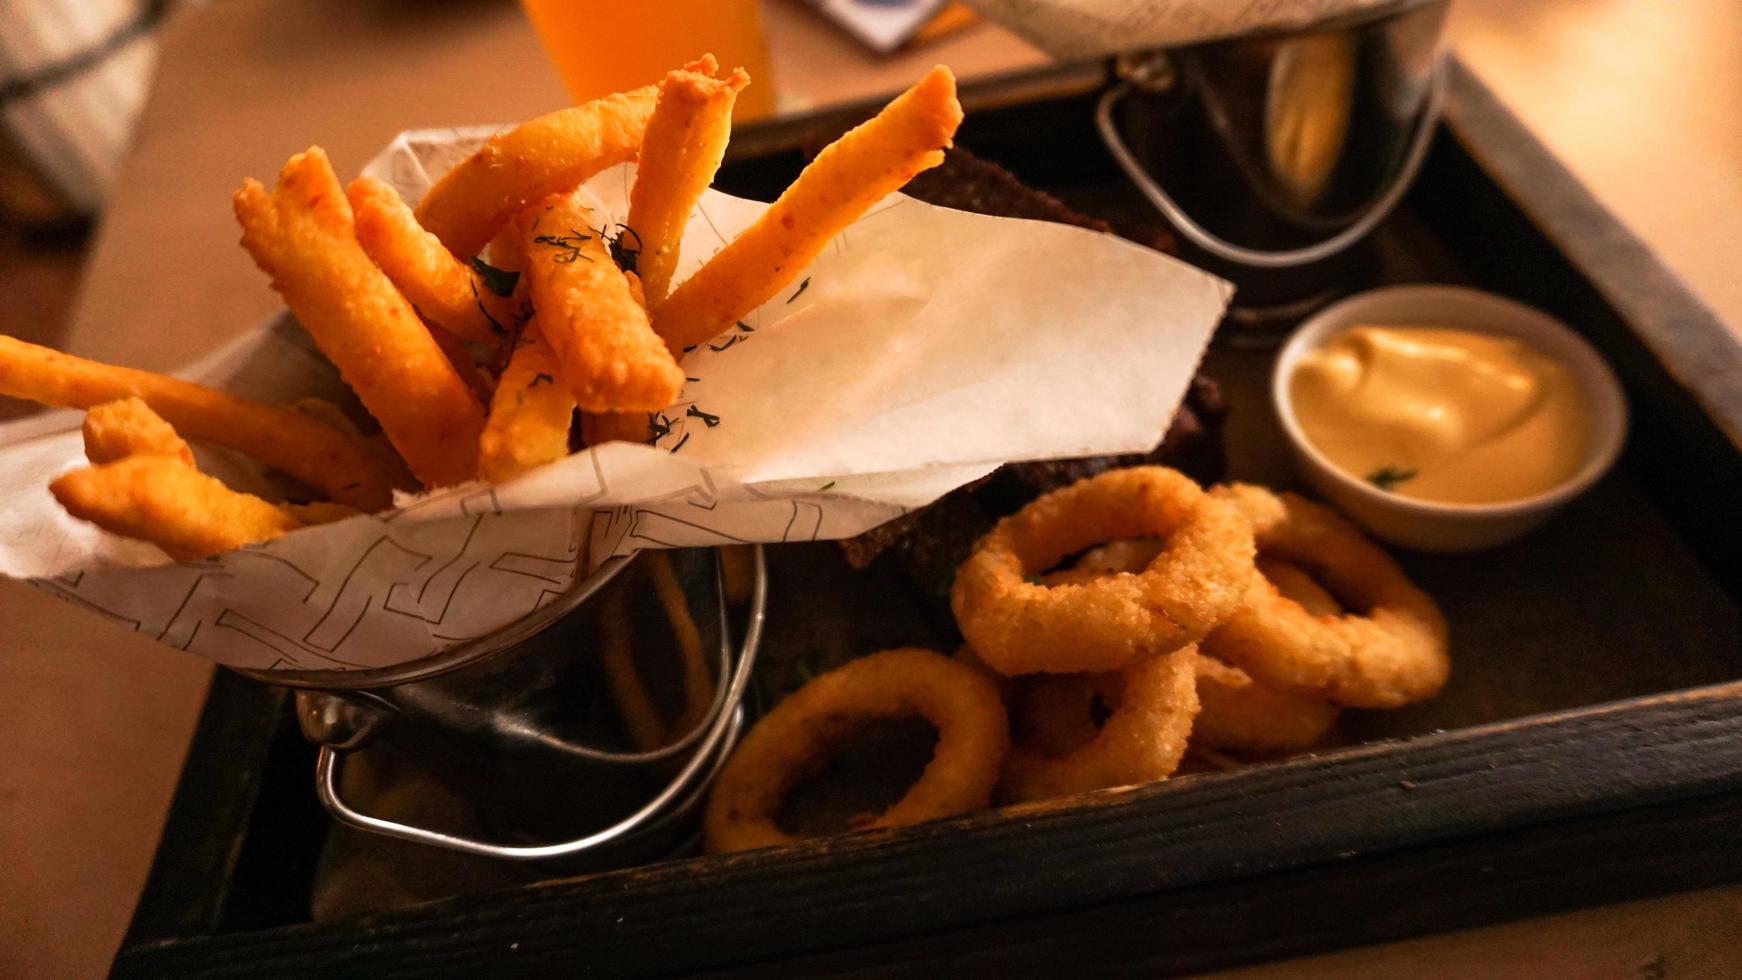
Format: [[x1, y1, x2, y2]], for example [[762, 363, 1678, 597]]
[[1290, 326, 1589, 504]]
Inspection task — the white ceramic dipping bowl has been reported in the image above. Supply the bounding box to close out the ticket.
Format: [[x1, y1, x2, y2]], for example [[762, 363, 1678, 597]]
[[1272, 285, 1628, 552]]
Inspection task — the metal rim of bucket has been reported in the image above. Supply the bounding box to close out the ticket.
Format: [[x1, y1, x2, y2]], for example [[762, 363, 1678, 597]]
[[308, 544, 768, 860], [313, 705, 749, 861], [233, 552, 639, 691], [1209, 0, 1447, 45], [1095, 53, 1446, 270]]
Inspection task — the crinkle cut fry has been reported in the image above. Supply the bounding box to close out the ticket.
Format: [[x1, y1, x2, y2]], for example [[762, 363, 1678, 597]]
[[628, 61, 748, 307], [415, 85, 661, 259], [653, 65, 963, 352], [234, 146, 485, 487], [0, 335, 393, 510], [82, 397, 194, 465], [347, 175, 523, 345], [477, 324, 576, 483], [514, 192, 684, 413], [51, 454, 303, 560]]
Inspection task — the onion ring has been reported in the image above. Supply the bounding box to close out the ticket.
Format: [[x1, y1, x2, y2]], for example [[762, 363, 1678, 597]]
[[1191, 558, 1341, 753], [951, 467, 1256, 675], [1009, 672, 1108, 759], [1203, 484, 1449, 708], [1190, 652, 1339, 754], [1052, 539, 1341, 755], [1257, 558, 1341, 618], [1073, 537, 1165, 575], [703, 648, 1009, 853], [999, 647, 1200, 804], [951, 644, 1018, 704], [1010, 651, 1335, 763]]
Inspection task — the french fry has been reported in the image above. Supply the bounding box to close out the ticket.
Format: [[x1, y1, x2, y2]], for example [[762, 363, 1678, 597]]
[[415, 85, 661, 258], [578, 270, 658, 446], [623, 270, 648, 310], [286, 397, 367, 442], [597, 584, 669, 753], [347, 176, 522, 345], [234, 147, 486, 487], [0, 335, 395, 509], [50, 455, 304, 560], [478, 224, 535, 373], [82, 397, 194, 466], [477, 326, 577, 483], [280, 501, 361, 525], [654, 66, 962, 352], [647, 552, 713, 734], [424, 318, 496, 403], [580, 411, 650, 446], [628, 63, 749, 307], [595, 556, 714, 752], [513, 192, 684, 413], [285, 396, 417, 488], [484, 223, 527, 273], [718, 544, 756, 605]]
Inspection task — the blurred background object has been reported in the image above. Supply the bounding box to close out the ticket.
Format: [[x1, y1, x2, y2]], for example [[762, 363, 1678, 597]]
[[522, 0, 779, 121], [1451, 0, 1742, 344], [802, 0, 949, 53], [1095, 0, 1449, 341], [0, 0, 173, 230]]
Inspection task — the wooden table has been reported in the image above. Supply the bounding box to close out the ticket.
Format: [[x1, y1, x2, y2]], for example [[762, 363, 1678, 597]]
[[1, 2, 1736, 976], [1451, 0, 1742, 340]]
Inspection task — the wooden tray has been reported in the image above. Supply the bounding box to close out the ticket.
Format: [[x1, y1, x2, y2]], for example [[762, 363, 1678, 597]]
[[114, 59, 1742, 976]]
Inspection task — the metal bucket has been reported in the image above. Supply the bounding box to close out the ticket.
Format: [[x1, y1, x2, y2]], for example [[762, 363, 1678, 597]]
[[240, 545, 766, 864], [1096, 0, 1450, 335]]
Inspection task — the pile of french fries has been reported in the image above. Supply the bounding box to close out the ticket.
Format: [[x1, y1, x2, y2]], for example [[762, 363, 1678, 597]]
[[0, 58, 962, 561]]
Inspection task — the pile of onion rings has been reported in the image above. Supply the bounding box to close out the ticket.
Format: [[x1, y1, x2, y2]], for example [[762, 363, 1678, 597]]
[[703, 466, 1449, 852], [1033, 541, 1346, 757]]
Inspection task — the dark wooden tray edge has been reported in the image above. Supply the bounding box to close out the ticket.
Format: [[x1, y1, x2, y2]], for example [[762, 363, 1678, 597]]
[[122, 671, 285, 944], [691, 786, 1742, 978], [113, 679, 1742, 976]]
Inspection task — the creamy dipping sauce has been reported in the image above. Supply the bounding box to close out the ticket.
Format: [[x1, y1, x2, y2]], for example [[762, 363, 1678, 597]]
[[1289, 326, 1589, 505]]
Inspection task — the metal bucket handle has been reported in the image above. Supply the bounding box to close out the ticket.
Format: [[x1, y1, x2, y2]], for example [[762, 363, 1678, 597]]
[[309, 546, 767, 860], [1094, 59, 1444, 270]]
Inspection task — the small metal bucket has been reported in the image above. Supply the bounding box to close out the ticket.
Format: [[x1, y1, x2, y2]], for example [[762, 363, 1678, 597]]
[[1096, 0, 1449, 332], [238, 545, 766, 864]]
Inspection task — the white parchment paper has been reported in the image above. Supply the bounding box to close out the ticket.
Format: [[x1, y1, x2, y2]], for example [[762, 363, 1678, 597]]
[[964, 0, 1437, 59], [0, 125, 1229, 672]]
